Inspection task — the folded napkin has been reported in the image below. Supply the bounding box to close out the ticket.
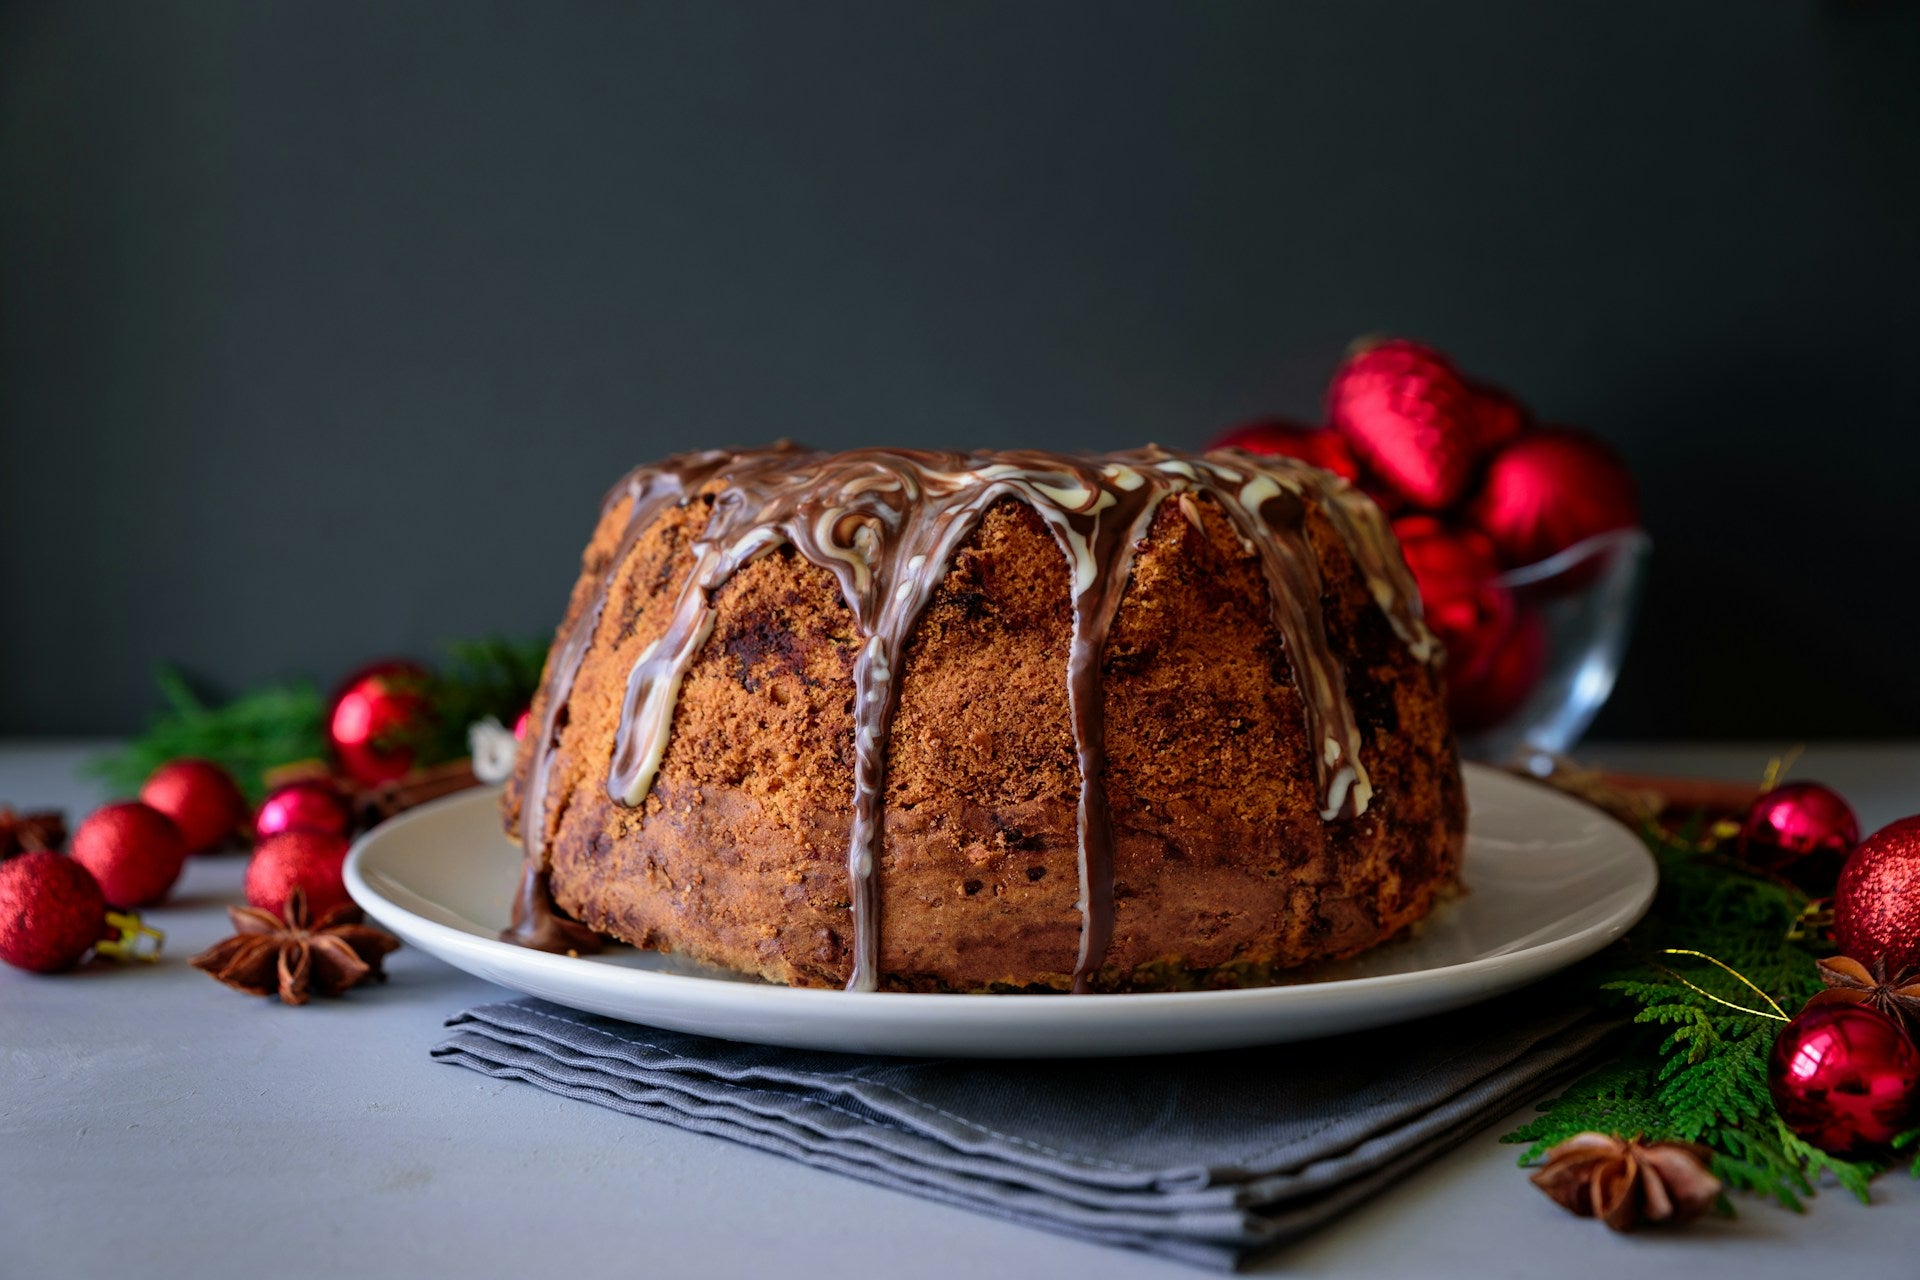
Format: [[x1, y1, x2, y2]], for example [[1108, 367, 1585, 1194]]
[[434, 994, 1610, 1270]]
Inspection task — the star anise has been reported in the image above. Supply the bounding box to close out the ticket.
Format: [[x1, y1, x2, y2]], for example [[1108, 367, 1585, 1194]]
[[1815, 955, 1920, 1036], [1529, 1132, 1722, 1231], [190, 890, 400, 1005], [0, 806, 67, 860]]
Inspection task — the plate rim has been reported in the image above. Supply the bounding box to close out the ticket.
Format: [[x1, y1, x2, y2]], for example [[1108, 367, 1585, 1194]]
[[346, 762, 1655, 1019]]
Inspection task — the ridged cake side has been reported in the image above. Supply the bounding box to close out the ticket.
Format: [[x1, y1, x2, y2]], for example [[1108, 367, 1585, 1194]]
[[501, 446, 1464, 992]]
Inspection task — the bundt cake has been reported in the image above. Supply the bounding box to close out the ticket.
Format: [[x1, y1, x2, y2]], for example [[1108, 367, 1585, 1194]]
[[500, 443, 1464, 993]]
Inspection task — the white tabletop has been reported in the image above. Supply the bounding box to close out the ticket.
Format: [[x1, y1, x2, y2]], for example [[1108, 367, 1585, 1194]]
[[4, 740, 1915, 1280]]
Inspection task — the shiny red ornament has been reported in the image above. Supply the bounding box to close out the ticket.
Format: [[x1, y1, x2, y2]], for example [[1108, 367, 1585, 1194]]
[[140, 758, 248, 854], [1835, 815, 1920, 977], [1209, 418, 1362, 482], [1465, 428, 1639, 570], [1768, 1002, 1920, 1157], [70, 802, 188, 909], [1467, 379, 1529, 454], [0, 851, 110, 972], [1328, 339, 1480, 509], [246, 829, 354, 920], [1737, 782, 1859, 897], [1391, 516, 1543, 730], [512, 708, 531, 741], [254, 779, 354, 843], [328, 660, 436, 786]]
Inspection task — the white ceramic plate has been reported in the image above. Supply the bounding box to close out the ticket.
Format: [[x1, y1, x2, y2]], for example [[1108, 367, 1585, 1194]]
[[345, 764, 1653, 1058]]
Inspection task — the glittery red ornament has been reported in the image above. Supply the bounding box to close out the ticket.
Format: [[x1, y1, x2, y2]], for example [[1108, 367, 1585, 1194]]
[[1834, 816, 1920, 977], [1209, 418, 1362, 482], [1467, 379, 1529, 454], [1391, 516, 1543, 730], [1465, 428, 1639, 570], [254, 779, 354, 843], [328, 660, 436, 786], [1328, 339, 1479, 509], [140, 758, 248, 854], [70, 802, 188, 909], [1737, 782, 1860, 897], [245, 829, 353, 920], [1768, 1002, 1920, 1157], [0, 851, 110, 972]]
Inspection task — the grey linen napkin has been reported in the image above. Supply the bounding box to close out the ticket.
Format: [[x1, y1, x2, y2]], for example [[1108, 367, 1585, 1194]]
[[433, 993, 1610, 1270]]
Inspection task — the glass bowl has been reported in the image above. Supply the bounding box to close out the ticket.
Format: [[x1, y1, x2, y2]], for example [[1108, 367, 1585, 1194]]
[[1453, 527, 1651, 771]]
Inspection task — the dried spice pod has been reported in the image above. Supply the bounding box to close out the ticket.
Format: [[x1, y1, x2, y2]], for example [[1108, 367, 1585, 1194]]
[[191, 890, 400, 1005], [1529, 1132, 1722, 1231]]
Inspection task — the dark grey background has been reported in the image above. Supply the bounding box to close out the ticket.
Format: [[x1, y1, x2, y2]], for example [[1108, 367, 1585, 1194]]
[[3, 1, 1917, 738]]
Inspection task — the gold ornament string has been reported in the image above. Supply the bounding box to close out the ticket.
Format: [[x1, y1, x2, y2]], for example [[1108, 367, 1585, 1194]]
[[1658, 948, 1790, 1023], [1758, 746, 1805, 796], [1711, 745, 1809, 844]]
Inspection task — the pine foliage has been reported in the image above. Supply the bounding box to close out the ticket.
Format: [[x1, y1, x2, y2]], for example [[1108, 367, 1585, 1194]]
[[90, 637, 548, 802], [89, 669, 328, 803]]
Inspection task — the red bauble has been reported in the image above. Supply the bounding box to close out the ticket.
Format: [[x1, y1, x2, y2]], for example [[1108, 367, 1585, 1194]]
[[1737, 782, 1859, 897], [140, 758, 248, 854], [1391, 516, 1543, 730], [254, 779, 354, 843], [512, 708, 531, 741], [0, 851, 110, 972], [1834, 816, 1920, 977], [1769, 1002, 1920, 1157], [1465, 428, 1639, 569], [245, 830, 353, 920], [328, 660, 435, 786], [70, 802, 188, 909], [1467, 379, 1529, 454], [1209, 418, 1362, 482], [1328, 339, 1480, 509]]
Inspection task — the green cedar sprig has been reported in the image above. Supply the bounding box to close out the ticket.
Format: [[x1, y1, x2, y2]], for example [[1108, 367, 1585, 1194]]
[[1504, 818, 1901, 1210]]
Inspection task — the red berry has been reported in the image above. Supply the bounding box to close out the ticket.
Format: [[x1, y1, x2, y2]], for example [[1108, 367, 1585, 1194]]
[[0, 851, 109, 972], [1209, 418, 1361, 482], [71, 802, 188, 908], [246, 830, 353, 920], [254, 779, 354, 843], [1328, 339, 1480, 509], [140, 758, 248, 854]]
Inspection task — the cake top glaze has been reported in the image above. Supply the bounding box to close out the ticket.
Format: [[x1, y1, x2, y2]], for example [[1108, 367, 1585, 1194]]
[[515, 443, 1437, 991]]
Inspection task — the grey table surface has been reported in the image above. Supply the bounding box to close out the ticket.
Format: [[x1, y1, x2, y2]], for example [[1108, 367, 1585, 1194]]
[[3, 740, 1916, 1280]]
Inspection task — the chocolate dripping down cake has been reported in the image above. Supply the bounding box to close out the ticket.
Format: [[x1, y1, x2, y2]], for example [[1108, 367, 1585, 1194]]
[[499, 444, 1465, 993]]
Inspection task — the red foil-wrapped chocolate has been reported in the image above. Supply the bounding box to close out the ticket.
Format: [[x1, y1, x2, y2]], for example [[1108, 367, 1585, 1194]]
[[1328, 339, 1480, 509], [1465, 427, 1639, 570], [1210, 418, 1361, 482]]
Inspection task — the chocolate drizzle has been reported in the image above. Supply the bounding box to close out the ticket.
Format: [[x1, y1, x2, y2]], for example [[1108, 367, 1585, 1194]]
[[508, 444, 1436, 990]]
